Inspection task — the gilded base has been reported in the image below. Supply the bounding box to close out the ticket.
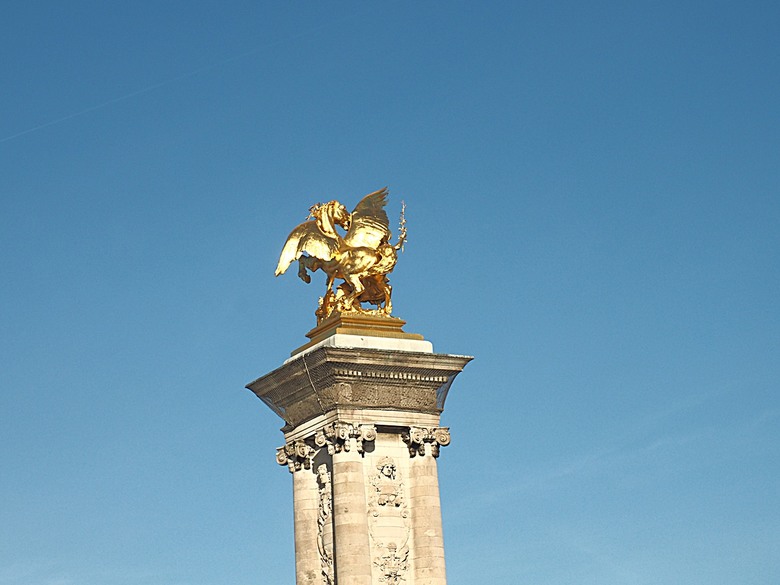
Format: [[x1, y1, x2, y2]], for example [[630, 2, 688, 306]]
[[291, 312, 425, 356]]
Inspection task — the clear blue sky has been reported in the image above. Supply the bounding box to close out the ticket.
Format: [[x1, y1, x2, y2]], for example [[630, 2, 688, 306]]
[[1, 2, 778, 584]]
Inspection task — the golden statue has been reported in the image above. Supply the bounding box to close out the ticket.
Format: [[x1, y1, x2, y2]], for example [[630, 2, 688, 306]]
[[275, 187, 407, 323]]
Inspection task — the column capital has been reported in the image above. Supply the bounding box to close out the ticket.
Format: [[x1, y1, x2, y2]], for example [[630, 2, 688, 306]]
[[276, 439, 315, 473], [314, 421, 377, 455], [277, 421, 378, 472], [401, 426, 451, 458]]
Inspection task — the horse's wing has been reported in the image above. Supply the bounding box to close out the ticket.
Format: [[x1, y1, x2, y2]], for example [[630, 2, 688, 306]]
[[275, 220, 339, 276], [344, 187, 391, 249]]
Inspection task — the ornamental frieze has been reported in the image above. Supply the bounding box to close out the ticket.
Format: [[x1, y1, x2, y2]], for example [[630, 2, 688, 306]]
[[247, 347, 473, 430]]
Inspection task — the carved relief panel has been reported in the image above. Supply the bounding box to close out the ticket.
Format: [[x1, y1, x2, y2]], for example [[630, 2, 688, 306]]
[[316, 463, 335, 585], [368, 456, 411, 585]]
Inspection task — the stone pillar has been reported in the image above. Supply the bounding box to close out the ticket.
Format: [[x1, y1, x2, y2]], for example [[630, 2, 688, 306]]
[[332, 439, 372, 585], [293, 468, 322, 585], [405, 427, 450, 585], [248, 335, 471, 585], [277, 441, 322, 584]]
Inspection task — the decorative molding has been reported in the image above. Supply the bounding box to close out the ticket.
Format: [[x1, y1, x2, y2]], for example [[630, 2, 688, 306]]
[[246, 347, 473, 429], [401, 426, 451, 457], [276, 439, 314, 472], [279, 424, 451, 470]]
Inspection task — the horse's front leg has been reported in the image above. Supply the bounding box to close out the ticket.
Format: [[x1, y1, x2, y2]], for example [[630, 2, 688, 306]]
[[324, 269, 337, 295], [297, 257, 312, 283], [341, 274, 365, 311]]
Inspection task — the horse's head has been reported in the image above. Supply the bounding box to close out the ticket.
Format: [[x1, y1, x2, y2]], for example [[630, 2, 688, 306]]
[[326, 200, 351, 231], [310, 200, 350, 238]]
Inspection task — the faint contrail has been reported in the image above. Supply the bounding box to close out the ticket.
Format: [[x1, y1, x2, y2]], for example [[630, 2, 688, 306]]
[[0, 10, 365, 144], [0, 71, 205, 144]]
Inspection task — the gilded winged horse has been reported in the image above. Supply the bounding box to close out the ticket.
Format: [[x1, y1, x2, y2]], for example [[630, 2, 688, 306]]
[[274, 188, 406, 322]]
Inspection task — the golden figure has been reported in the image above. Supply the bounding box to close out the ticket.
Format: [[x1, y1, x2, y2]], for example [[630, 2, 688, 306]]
[[275, 187, 406, 323]]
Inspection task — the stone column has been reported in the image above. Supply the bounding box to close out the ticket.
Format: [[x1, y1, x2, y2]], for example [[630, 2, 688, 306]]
[[293, 468, 322, 585], [248, 341, 472, 585], [405, 427, 450, 585], [277, 441, 322, 585], [332, 439, 372, 585]]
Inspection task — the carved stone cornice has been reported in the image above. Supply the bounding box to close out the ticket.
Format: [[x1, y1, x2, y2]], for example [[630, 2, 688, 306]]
[[401, 426, 451, 458], [247, 347, 472, 430]]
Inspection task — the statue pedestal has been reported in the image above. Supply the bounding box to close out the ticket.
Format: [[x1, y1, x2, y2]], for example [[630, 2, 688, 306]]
[[294, 312, 426, 356], [247, 327, 471, 585]]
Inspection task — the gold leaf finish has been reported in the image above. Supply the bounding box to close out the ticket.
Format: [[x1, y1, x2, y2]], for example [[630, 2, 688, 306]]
[[275, 187, 407, 323]]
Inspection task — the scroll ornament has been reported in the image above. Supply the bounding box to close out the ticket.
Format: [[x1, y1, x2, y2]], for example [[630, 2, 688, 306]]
[[276, 439, 314, 473], [314, 422, 377, 455]]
